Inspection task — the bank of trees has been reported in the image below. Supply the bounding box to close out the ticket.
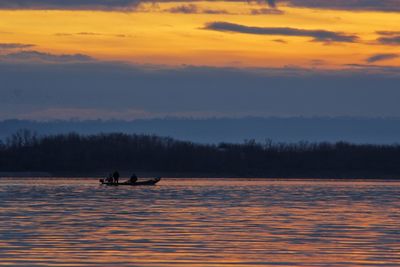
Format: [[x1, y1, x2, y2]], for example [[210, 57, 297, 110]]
[[1, 130, 400, 178]]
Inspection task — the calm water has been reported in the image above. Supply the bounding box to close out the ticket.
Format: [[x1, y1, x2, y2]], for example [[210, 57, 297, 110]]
[[0, 178, 399, 267]]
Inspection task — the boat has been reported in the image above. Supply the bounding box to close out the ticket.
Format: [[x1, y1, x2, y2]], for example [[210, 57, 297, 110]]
[[99, 177, 161, 186]]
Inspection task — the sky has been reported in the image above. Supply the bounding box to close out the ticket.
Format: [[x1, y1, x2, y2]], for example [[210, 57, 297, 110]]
[[0, 0, 400, 120]]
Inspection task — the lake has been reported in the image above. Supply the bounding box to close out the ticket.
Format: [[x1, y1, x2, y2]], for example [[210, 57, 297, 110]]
[[0, 178, 399, 266]]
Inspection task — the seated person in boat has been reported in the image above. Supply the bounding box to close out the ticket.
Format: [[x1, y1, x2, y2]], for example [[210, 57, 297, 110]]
[[106, 173, 114, 183], [127, 173, 138, 184], [99, 173, 113, 184]]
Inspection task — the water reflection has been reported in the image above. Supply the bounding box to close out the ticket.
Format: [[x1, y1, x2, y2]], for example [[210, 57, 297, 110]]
[[0, 179, 399, 266]]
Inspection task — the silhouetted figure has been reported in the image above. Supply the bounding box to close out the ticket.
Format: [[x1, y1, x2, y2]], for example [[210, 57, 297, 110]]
[[113, 171, 120, 184], [129, 173, 138, 184], [104, 173, 113, 183]]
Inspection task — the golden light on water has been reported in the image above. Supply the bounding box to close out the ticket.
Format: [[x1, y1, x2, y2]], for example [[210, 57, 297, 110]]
[[0, 179, 399, 266]]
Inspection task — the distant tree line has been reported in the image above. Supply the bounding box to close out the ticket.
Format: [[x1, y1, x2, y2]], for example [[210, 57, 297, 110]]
[[1, 129, 400, 178]]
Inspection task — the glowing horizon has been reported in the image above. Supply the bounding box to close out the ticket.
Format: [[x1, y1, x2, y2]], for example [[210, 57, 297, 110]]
[[2, 0, 400, 121], [0, 2, 399, 68]]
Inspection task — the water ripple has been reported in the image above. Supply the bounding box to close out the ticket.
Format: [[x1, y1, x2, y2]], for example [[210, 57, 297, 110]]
[[0, 179, 399, 266]]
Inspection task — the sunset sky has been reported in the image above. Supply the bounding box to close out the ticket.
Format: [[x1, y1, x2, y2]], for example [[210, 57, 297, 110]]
[[1, 0, 400, 120]]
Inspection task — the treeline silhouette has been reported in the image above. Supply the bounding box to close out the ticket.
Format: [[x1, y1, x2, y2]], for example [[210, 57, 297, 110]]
[[1, 130, 400, 178]]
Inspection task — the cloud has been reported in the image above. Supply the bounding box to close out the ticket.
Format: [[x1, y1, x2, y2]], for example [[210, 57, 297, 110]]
[[366, 54, 399, 63], [0, 0, 398, 12], [250, 8, 284, 15], [0, 43, 35, 49], [283, 0, 400, 12], [204, 21, 358, 43], [273, 39, 287, 43], [0, 50, 94, 63], [14, 107, 152, 121], [55, 32, 130, 38], [77, 32, 102, 36], [165, 4, 228, 14], [0, 0, 246, 11], [375, 31, 400, 46], [167, 4, 198, 14], [1, 59, 400, 120], [0, 0, 143, 10], [377, 36, 400, 45], [376, 31, 400, 36], [203, 8, 229, 14]]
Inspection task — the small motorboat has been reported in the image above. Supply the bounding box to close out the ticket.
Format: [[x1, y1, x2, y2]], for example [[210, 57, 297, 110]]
[[99, 177, 161, 186]]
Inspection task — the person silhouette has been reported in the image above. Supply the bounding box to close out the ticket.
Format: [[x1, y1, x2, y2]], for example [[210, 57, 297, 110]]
[[113, 171, 120, 184]]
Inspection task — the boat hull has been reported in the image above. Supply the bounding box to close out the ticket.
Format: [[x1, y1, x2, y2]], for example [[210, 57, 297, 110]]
[[100, 178, 161, 186]]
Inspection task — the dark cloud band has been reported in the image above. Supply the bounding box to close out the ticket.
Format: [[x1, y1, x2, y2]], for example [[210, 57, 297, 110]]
[[271, 0, 400, 12], [204, 21, 358, 43], [366, 53, 398, 63], [165, 4, 228, 14], [0, 50, 94, 63], [0, 0, 142, 10], [0, 43, 35, 49], [1, 59, 400, 120], [0, 0, 398, 12], [377, 36, 400, 45]]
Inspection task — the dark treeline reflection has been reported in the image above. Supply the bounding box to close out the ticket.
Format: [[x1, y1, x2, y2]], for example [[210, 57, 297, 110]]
[[1, 130, 400, 178]]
